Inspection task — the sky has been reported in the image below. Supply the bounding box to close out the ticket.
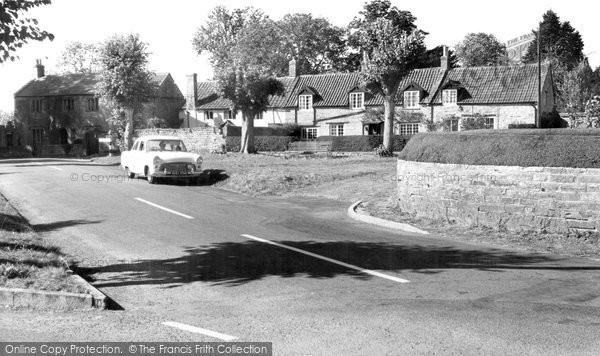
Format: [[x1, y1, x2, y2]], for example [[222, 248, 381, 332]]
[[1, 0, 598, 112]]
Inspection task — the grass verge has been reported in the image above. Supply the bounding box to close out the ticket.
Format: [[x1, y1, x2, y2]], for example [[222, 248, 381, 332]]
[[0, 194, 87, 294]]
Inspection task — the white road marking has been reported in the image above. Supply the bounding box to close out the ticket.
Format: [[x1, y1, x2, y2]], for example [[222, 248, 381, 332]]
[[242, 234, 410, 284], [162, 321, 237, 341], [48, 166, 63, 171], [134, 198, 194, 219]]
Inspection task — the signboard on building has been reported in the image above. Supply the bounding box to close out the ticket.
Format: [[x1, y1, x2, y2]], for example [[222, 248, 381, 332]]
[[506, 33, 535, 63]]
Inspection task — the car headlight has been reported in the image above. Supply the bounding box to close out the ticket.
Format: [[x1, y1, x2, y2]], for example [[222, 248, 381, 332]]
[[153, 156, 162, 169], [196, 156, 203, 168]]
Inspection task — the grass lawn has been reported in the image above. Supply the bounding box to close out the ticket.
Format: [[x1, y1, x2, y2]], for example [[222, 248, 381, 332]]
[[0, 194, 87, 294]]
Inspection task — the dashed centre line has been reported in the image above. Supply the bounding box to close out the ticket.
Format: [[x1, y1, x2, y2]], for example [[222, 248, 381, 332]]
[[241, 234, 410, 284], [134, 198, 194, 219], [163, 321, 237, 341]]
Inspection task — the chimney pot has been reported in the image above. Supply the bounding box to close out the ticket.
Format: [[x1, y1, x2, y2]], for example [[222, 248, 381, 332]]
[[186, 73, 198, 111], [440, 45, 450, 70], [288, 59, 297, 77], [35, 59, 45, 78]]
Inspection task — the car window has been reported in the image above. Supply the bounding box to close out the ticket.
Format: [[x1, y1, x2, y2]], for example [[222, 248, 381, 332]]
[[139, 141, 144, 151], [132, 141, 139, 150], [146, 140, 187, 152]]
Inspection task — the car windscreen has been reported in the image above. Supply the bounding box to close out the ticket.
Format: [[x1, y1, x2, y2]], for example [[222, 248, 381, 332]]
[[146, 140, 187, 152]]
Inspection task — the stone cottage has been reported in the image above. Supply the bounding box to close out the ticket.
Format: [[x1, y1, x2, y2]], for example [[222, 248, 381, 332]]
[[13, 61, 185, 155], [183, 47, 554, 139]]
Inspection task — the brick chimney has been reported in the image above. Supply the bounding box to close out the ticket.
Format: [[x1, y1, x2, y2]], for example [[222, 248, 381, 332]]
[[288, 59, 297, 77], [186, 73, 198, 111], [440, 46, 450, 70], [35, 59, 45, 78]]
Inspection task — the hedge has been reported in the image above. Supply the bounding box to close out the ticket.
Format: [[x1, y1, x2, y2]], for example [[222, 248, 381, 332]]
[[398, 129, 600, 168], [316, 135, 411, 152], [226, 136, 298, 152]]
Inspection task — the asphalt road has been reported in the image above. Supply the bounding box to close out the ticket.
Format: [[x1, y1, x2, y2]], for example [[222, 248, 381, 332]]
[[1, 158, 600, 355]]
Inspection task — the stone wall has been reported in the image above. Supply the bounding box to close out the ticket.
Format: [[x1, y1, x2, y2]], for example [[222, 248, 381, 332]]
[[134, 127, 225, 153], [397, 159, 600, 233]]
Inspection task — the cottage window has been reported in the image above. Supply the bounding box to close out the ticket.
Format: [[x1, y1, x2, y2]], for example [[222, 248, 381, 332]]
[[6, 133, 13, 147], [330, 124, 344, 136], [442, 89, 458, 105], [62, 98, 75, 112], [86, 97, 99, 112], [299, 95, 313, 110], [204, 111, 214, 120], [398, 123, 419, 136], [226, 110, 236, 120], [31, 99, 43, 113], [484, 117, 494, 129], [448, 118, 460, 131], [349, 92, 364, 110], [403, 91, 420, 109], [301, 127, 318, 140]]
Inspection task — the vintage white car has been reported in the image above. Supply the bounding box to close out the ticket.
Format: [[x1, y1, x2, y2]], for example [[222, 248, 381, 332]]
[[121, 136, 203, 184]]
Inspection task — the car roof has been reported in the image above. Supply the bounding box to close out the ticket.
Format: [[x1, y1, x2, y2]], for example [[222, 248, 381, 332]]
[[136, 136, 184, 141]]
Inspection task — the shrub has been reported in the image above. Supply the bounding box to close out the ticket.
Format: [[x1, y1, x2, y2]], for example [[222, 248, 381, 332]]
[[317, 135, 411, 152], [398, 129, 600, 168], [374, 144, 394, 157], [226, 136, 298, 152]]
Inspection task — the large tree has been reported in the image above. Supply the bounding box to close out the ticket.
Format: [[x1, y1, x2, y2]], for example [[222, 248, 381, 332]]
[[560, 59, 594, 112], [56, 41, 101, 74], [351, 0, 426, 151], [454, 33, 507, 67], [522, 10, 584, 70], [276, 13, 348, 74], [97, 34, 156, 150], [347, 0, 421, 72], [0, 0, 54, 62], [359, 20, 426, 151], [193, 7, 284, 154]]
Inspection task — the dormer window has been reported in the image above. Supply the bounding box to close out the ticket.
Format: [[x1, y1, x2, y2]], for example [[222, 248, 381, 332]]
[[350, 92, 364, 110], [403, 91, 420, 109], [442, 89, 458, 105], [299, 95, 313, 110]]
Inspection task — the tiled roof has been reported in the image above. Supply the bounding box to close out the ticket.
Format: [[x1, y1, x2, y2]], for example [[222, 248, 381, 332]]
[[195, 76, 297, 110], [396, 68, 447, 104], [15, 72, 173, 97], [432, 63, 550, 104], [192, 64, 551, 110]]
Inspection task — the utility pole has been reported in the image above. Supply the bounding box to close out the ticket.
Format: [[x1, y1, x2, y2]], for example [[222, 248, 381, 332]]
[[537, 23, 542, 128]]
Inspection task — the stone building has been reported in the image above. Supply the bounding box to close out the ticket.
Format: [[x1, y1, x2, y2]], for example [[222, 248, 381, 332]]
[[183, 47, 554, 139], [13, 61, 185, 155]]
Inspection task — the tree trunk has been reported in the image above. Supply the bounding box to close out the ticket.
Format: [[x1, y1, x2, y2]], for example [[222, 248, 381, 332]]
[[123, 108, 135, 150], [240, 112, 255, 154], [382, 96, 395, 151]]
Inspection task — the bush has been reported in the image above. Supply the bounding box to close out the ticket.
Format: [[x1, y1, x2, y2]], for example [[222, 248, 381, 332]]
[[374, 144, 394, 157], [398, 129, 600, 168], [226, 136, 298, 152], [317, 135, 411, 152]]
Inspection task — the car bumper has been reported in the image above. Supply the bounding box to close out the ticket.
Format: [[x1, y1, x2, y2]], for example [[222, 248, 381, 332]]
[[151, 171, 203, 178]]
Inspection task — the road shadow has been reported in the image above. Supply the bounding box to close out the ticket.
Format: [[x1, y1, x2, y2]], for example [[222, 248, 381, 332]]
[[32, 219, 102, 232], [0, 213, 101, 233], [74, 240, 596, 289]]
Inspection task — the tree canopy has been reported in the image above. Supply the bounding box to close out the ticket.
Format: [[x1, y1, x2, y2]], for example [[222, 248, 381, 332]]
[[193, 7, 284, 153], [276, 13, 348, 74], [97, 33, 157, 149], [0, 0, 54, 62], [523, 10, 584, 70], [352, 0, 426, 151], [454, 33, 507, 67], [56, 41, 101, 74]]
